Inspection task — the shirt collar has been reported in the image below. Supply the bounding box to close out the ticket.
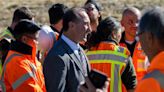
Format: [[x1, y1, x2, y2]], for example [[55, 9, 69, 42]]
[[10, 40, 33, 55], [148, 51, 164, 72], [61, 35, 80, 51], [120, 32, 138, 43]]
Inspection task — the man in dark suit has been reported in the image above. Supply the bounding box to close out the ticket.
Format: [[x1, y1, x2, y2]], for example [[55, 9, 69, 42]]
[[43, 7, 91, 92]]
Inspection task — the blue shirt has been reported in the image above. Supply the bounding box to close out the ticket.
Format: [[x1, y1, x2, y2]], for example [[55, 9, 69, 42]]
[[61, 35, 81, 60]]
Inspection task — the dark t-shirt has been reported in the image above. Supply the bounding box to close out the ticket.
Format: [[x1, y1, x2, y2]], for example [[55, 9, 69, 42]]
[[124, 40, 136, 57], [120, 32, 137, 57]]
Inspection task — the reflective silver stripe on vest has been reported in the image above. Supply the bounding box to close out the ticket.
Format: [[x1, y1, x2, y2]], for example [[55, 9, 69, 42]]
[[1, 53, 22, 92], [1, 53, 38, 90], [113, 64, 120, 92], [87, 54, 126, 63], [143, 70, 164, 89], [12, 72, 34, 90], [1, 54, 22, 80], [28, 62, 38, 81], [117, 47, 124, 53]]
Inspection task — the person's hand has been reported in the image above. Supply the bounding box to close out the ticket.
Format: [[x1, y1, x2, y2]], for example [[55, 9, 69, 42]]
[[79, 77, 109, 92]]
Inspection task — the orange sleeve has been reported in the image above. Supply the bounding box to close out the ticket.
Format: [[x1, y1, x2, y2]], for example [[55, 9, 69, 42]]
[[5, 57, 44, 92], [55, 32, 59, 40], [135, 78, 161, 92]]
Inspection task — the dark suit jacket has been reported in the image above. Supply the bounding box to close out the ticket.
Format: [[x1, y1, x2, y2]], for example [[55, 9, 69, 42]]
[[43, 38, 91, 92]]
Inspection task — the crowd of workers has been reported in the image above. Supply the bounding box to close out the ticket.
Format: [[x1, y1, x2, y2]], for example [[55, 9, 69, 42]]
[[0, 0, 164, 92]]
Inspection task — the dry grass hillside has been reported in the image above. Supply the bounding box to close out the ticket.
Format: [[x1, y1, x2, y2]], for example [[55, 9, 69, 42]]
[[0, 0, 164, 30]]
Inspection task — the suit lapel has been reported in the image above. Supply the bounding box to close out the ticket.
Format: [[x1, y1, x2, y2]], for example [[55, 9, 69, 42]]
[[60, 39, 85, 75]]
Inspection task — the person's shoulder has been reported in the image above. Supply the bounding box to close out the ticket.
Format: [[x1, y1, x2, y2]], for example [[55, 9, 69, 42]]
[[118, 45, 130, 56], [41, 25, 53, 32], [5, 52, 29, 69], [135, 78, 161, 92], [0, 27, 13, 39], [97, 42, 115, 50], [48, 39, 67, 55], [39, 25, 58, 40], [45, 41, 71, 65]]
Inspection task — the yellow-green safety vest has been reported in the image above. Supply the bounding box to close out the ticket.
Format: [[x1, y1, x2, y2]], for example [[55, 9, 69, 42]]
[[86, 47, 128, 92]]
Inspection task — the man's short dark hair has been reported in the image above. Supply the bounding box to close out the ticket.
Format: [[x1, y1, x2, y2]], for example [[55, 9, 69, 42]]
[[62, 8, 86, 32], [48, 3, 68, 24], [139, 7, 164, 44], [12, 7, 34, 23], [14, 19, 40, 39]]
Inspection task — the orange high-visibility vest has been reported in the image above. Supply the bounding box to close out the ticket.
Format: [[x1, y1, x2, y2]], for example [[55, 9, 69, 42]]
[[87, 42, 130, 92], [135, 51, 164, 92], [135, 70, 164, 92], [144, 70, 164, 90], [1, 51, 46, 92], [120, 42, 147, 81]]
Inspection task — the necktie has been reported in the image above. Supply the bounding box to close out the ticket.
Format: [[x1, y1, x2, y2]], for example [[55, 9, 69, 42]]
[[78, 48, 87, 76], [78, 48, 83, 62]]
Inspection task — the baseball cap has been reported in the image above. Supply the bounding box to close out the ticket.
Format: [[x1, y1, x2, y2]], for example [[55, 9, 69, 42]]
[[14, 19, 40, 37]]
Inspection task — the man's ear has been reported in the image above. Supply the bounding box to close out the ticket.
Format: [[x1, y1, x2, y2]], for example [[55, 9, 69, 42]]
[[68, 21, 75, 30], [21, 35, 27, 43], [111, 32, 116, 39]]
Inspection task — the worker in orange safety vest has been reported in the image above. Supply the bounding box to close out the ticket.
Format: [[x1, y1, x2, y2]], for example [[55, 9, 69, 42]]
[[1, 20, 46, 92], [85, 17, 137, 92], [120, 7, 149, 81], [135, 7, 164, 92]]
